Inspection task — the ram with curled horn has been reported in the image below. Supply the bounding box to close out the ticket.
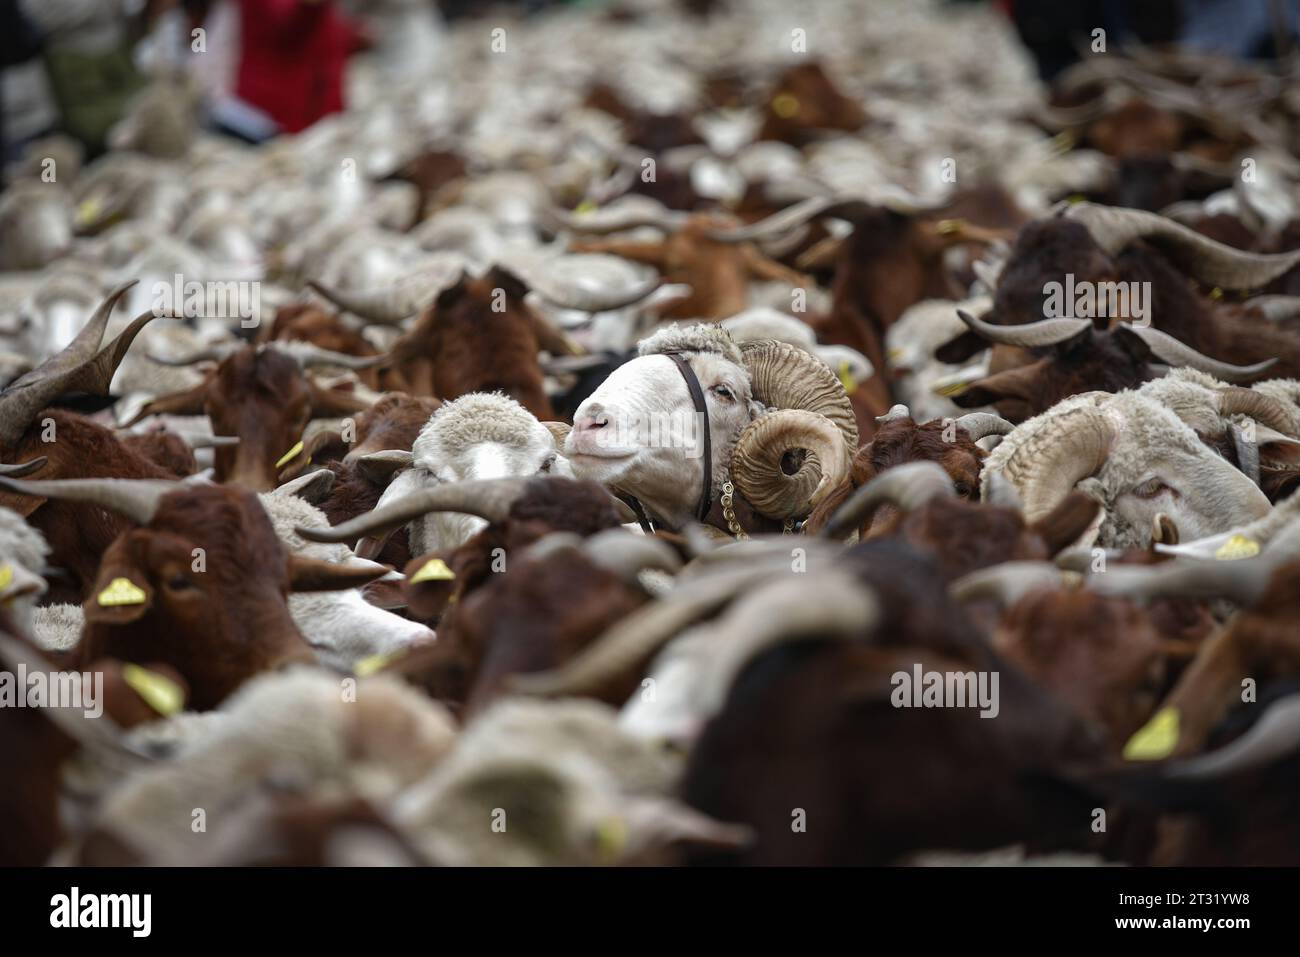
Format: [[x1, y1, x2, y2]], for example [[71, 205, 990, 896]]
[[983, 390, 1273, 552], [560, 323, 856, 535]]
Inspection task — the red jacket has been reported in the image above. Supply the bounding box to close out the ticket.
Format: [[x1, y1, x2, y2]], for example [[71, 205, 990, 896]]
[[235, 0, 362, 134]]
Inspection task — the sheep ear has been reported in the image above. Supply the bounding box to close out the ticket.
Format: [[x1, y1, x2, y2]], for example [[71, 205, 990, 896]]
[[287, 554, 389, 592], [355, 450, 413, 485], [487, 266, 531, 301], [275, 467, 336, 504], [1031, 491, 1102, 556]]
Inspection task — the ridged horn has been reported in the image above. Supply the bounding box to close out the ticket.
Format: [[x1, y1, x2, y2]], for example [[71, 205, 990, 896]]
[[0, 281, 143, 450], [731, 410, 852, 519], [991, 403, 1114, 523], [1216, 387, 1297, 434], [741, 339, 858, 448]]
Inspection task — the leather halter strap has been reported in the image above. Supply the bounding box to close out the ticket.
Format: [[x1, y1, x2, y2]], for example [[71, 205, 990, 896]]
[[662, 350, 713, 523]]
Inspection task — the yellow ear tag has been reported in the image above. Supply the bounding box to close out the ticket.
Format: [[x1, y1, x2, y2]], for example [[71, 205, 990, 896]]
[[276, 440, 305, 469], [355, 650, 399, 678], [122, 664, 185, 717], [838, 360, 858, 395], [411, 558, 455, 584], [76, 196, 102, 226], [98, 577, 147, 607], [772, 93, 800, 118], [575, 199, 598, 214], [934, 379, 971, 398], [1123, 707, 1180, 761], [1215, 534, 1260, 561], [1209, 287, 1224, 300], [594, 816, 628, 861], [1049, 130, 1077, 153], [0, 564, 12, 591], [1067, 193, 1086, 205], [935, 218, 965, 237]]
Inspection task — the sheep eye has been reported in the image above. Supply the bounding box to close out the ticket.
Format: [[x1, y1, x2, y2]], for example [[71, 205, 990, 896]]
[[954, 481, 972, 498], [167, 575, 193, 591], [1133, 479, 1168, 499], [712, 385, 734, 401]]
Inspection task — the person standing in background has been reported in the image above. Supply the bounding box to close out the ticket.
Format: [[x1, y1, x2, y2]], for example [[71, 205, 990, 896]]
[[231, 0, 365, 138]]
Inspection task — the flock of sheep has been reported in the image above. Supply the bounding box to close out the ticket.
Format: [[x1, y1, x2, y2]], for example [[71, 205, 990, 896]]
[[3, 0, 1300, 866]]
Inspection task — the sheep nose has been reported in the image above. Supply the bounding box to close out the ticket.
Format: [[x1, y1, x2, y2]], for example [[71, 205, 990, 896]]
[[575, 409, 610, 432]]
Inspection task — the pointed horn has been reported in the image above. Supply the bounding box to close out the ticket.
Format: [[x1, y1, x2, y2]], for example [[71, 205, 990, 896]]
[[950, 561, 1068, 606], [147, 343, 238, 367], [294, 477, 534, 543], [0, 281, 137, 449], [705, 197, 872, 243], [1246, 295, 1300, 323], [118, 378, 212, 427], [531, 275, 663, 314], [1119, 325, 1276, 381], [0, 476, 175, 526], [581, 528, 683, 583], [875, 404, 911, 425], [0, 457, 47, 477], [955, 309, 1092, 348], [821, 460, 954, 540], [271, 341, 389, 371], [1065, 202, 1300, 289], [506, 562, 787, 697], [954, 411, 1016, 441], [1087, 554, 1270, 607], [698, 572, 879, 713], [307, 271, 454, 327], [185, 433, 240, 450], [543, 203, 689, 236], [1170, 693, 1300, 781]]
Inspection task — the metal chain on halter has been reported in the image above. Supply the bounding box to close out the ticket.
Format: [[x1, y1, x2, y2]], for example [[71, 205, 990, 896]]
[[721, 479, 796, 539]]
